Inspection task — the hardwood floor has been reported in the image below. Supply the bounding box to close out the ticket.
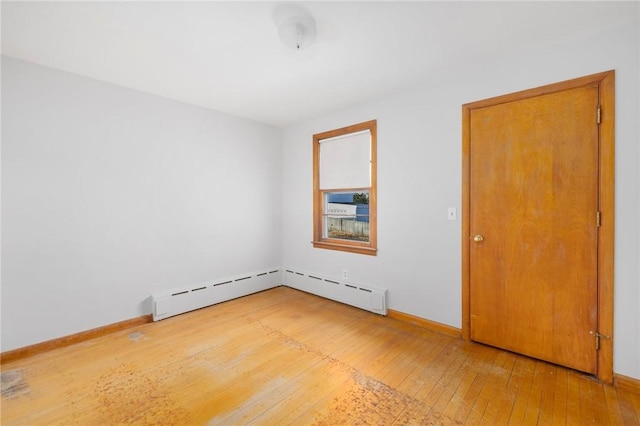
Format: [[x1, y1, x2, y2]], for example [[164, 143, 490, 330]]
[[1, 287, 639, 425]]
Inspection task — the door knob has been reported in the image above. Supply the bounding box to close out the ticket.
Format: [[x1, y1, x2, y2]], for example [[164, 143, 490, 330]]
[[473, 235, 484, 242]]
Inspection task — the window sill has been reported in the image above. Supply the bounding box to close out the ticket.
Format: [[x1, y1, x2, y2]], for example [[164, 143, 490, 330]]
[[311, 240, 378, 256]]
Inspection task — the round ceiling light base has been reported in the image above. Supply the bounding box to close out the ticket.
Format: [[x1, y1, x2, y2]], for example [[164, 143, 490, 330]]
[[277, 13, 316, 50]]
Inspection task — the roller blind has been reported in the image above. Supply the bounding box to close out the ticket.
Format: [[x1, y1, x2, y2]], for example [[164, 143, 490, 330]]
[[319, 130, 371, 189]]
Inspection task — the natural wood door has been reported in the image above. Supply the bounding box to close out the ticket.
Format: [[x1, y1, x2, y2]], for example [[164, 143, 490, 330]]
[[468, 85, 600, 374]]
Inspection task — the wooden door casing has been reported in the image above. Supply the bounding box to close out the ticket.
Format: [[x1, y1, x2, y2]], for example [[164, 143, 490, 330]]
[[461, 71, 615, 383]]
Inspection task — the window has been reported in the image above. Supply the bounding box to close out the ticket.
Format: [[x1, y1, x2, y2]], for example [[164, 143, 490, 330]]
[[313, 120, 377, 255]]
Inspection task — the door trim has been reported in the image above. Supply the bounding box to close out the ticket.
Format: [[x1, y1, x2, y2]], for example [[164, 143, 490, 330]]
[[461, 70, 615, 383]]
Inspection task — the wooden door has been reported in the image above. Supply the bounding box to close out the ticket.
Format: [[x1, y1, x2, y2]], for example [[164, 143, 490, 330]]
[[462, 72, 615, 379]]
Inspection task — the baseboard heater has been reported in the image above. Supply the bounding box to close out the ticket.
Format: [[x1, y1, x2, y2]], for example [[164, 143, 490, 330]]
[[151, 268, 282, 321], [283, 268, 387, 316]]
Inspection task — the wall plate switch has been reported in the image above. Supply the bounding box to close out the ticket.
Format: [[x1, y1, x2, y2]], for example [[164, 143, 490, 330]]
[[448, 208, 457, 220]]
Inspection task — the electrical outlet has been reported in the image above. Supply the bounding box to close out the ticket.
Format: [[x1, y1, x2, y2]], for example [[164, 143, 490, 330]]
[[342, 269, 349, 280]]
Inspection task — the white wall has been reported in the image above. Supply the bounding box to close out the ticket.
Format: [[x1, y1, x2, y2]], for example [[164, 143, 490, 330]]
[[2, 8, 638, 382], [281, 20, 640, 378], [1, 57, 282, 351]]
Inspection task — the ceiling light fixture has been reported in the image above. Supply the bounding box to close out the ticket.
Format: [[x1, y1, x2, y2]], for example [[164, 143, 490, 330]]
[[276, 8, 316, 50]]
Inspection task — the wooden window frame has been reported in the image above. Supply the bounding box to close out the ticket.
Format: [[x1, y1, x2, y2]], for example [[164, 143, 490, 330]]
[[312, 120, 377, 256]]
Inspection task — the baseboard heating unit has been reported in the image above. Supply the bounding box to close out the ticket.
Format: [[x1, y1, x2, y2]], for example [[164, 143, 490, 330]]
[[151, 268, 282, 321], [283, 268, 387, 316]]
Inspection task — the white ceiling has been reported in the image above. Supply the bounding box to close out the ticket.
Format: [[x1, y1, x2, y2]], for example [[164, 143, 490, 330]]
[[1, 1, 636, 128]]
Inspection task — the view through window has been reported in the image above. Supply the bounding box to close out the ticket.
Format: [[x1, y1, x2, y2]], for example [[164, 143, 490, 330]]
[[312, 120, 377, 255]]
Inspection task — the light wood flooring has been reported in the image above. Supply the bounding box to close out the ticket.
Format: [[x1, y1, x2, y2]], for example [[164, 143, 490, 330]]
[[1, 287, 639, 425]]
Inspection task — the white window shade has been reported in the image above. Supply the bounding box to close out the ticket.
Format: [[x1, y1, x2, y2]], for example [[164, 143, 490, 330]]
[[319, 130, 371, 189]]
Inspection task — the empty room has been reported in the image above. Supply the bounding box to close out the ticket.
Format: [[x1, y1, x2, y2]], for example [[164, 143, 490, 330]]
[[1, 1, 639, 424]]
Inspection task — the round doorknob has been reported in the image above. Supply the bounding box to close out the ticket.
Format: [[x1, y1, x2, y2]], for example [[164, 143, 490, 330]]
[[473, 235, 484, 242]]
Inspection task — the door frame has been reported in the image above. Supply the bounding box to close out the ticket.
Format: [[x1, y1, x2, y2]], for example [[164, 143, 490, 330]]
[[461, 70, 615, 383]]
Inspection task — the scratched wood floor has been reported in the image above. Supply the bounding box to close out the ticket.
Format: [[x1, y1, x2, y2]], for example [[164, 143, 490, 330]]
[[1, 287, 639, 425]]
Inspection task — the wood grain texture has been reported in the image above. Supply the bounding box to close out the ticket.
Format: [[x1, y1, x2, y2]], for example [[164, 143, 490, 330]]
[[462, 70, 615, 383], [387, 308, 461, 338], [615, 374, 640, 395], [1, 287, 636, 425], [0, 314, 152, 365], [461, 104, 472, 341], [469, 84, 600, 374], [597, 70, 616, 384]]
